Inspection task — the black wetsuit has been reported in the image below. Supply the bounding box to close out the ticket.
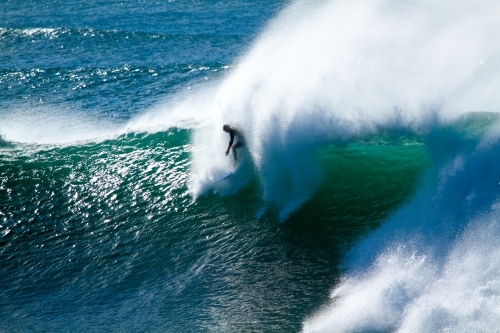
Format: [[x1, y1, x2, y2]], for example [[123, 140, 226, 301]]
[[226, 126, 245, 161], [228, 127, 245, 149]]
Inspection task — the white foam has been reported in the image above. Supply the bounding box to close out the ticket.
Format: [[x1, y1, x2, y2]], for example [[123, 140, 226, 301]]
[[0, 104, 122, 145], [0, 27, 63, 38]]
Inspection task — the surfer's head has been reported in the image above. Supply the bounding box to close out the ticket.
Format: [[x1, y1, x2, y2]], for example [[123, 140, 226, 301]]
[[223, 124, 230, 132]]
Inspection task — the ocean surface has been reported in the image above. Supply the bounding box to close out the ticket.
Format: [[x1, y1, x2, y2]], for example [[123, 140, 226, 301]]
[[2, 0, 500, 332]]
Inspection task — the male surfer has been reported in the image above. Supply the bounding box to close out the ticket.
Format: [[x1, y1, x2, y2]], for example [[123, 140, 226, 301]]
[[223, 124, 245, 163]]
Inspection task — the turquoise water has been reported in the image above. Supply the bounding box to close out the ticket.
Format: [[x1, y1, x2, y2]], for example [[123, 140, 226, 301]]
[[3, 1, 500, 332]]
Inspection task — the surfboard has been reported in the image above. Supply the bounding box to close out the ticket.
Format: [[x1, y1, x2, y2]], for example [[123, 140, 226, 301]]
[[211, 155, 244, 183], [211, 172, 233, 183]]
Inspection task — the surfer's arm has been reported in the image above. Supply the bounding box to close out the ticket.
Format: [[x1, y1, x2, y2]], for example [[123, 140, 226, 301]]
[[225, 134, 234, 155]]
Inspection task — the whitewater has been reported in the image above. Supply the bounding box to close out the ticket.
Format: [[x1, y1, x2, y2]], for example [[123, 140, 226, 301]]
[[2, 0, 500, 331]]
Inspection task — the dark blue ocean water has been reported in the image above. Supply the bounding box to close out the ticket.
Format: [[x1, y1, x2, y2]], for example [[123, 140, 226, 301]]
[[1, 0, 285, 122], [3, 1, 500, 332]]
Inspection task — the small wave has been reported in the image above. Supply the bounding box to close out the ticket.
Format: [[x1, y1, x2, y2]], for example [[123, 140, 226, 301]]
[[0, 27, 61, 38], [0, 26, 243, 41]]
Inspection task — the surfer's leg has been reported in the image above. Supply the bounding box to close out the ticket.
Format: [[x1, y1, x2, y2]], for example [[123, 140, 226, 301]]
[[232, 147, 237, 160], [232, 141, 244, 161]]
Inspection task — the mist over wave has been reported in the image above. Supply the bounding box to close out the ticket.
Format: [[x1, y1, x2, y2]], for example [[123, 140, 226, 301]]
[[179, 0, 500, 219]]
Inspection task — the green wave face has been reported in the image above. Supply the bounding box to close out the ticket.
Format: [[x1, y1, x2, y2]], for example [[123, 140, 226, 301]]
[[282, 134, 430, 252], [1, 130, 191, 226], [1, 128, 430, 249]]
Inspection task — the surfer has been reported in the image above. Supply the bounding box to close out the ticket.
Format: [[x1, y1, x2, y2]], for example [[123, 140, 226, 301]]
[[223, 124, 245, 163]]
